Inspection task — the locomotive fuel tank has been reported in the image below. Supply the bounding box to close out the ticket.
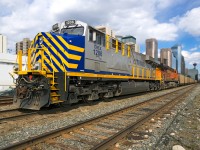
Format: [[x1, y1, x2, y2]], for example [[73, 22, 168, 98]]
[[120, 81, 149, 95]]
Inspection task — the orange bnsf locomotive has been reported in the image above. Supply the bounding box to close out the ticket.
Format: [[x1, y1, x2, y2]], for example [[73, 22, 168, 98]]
[[13, 20, 196, 110]]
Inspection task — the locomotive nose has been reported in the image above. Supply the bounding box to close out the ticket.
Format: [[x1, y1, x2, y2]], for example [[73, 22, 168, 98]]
[[31, 33, 45, 49]]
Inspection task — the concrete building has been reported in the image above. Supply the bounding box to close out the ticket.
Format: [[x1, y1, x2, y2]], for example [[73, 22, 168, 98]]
[[171, 44, 185, 74], [23, 38, 31, 54], [95, 26, 115, 38], [160, 48, 172, 67], [188, 63, 198, 80], [121, 36, 140, 53], [115, 35, 123, 41], [129, 43, 140, 53], [0, 53, 27, 91], [135, 44, 140, 53], [16, 41, 23, 54], [122, 36, 136, 44], [0, 34, 7, 53], [16, 38, 31, 55], [146, 38, 158, 60]]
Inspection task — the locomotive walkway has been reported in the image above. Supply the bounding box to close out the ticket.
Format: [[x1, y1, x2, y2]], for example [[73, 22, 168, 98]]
[[1, 85, 195, 150]]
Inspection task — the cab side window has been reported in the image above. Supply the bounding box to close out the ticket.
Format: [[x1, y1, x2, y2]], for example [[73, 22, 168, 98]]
[[112, 39, 116, 49], [96, 33, 101, 45], [102, 35, 105, 47], [89, 29, 93, 41], [89, 28, 105, 47]]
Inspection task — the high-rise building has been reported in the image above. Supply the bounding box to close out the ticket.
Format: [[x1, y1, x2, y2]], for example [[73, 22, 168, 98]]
[[16, 38, 31, 55], [146, 38, 158, 60], [160, 48, 172, 67], [181, 56, 185, 75], [0, 34, 7, 53], [172, 52, 177, 70], [171, 44, 185, 74]]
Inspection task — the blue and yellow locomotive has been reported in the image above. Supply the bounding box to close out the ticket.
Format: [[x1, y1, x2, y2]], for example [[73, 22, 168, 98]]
[[14, 20, 163, 110]]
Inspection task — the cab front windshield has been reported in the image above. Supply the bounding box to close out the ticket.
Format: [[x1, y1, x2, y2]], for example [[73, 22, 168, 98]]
[[61, 26, 84, 35]]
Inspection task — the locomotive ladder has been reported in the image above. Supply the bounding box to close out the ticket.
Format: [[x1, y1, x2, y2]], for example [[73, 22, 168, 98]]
[[46, 73, 63, 103], [42, 48, 64, 104]]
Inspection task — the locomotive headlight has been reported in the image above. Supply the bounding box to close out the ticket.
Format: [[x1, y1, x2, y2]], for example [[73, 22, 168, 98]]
[[13, 65, 19, 71], [38, 36, 43, 45]]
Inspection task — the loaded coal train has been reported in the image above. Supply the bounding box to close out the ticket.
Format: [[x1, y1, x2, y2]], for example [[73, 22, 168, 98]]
[[13, 20, 196, 110]]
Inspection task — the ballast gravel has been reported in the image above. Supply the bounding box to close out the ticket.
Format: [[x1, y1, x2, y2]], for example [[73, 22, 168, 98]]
[[0, 85, 198, 149], [122, 84, 200, 150]]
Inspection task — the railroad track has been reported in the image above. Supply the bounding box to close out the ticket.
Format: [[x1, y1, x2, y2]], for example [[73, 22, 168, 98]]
[[0, 109, 38, 122], [0, 97, 13, 106], [1, 85, 195, 150], [0, 96, 12, 98]]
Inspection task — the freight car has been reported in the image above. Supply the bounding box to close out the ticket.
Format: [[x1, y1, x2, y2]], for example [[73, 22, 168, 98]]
[[178, 74, 196, 85], [13, 20, 195, 110]]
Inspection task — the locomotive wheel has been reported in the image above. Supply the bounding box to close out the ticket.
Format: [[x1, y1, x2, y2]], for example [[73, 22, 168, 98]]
[[157, 84, 161, 90], [82, 96, 92, 105], [149, 82, 154, 91], [154, 84, 157, 91], [99, 93, 106, 100]]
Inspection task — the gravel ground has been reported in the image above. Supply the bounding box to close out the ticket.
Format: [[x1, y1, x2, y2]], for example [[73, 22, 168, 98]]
[[119, 84, 200, 150], [155, 85, 200, 150], [0, 104, 17, 111], [0, 85, 197, 149]]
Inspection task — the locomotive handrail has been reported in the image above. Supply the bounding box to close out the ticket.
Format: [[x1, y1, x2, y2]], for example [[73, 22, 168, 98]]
[[106, 34, 134, 57], [58, 49, 67, 91], [30, 47, 43, 69], [17, 50, 23, 71], [42, 46, 55, 85]]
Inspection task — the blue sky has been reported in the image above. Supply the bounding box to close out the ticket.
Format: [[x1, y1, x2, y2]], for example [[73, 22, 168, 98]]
[[0, 0, 199, 72]]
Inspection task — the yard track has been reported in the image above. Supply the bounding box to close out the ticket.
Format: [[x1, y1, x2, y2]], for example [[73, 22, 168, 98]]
[[0, 97, 13, 106]]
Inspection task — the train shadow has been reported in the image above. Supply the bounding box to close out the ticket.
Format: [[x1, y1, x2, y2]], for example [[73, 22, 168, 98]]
[[37, 90, 152, 115]]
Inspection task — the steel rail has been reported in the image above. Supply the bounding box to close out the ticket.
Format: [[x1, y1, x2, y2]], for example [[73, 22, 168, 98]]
[[0, 109, 19, 113], [0, 112, 38, 122], [0, 98, 13, 106]]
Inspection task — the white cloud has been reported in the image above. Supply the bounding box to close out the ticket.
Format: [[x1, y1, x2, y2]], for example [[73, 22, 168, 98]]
[[0, 0, 55, 50], [156, 0, 183, 9], [190, 47, 198, 51], [182, 50, 200, 71], [178, 7, 200, 36], [0, 0, 180, 51]]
